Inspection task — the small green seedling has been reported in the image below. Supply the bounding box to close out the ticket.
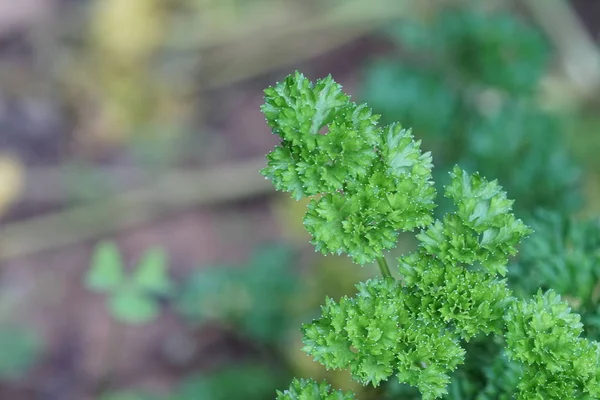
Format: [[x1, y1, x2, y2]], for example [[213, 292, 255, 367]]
[[86, 241, 173, 324]]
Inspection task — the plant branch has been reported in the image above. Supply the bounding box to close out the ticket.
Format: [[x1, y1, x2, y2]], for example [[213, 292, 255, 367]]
[[376, 256, 392, 279], [0, 158, 272, 264]]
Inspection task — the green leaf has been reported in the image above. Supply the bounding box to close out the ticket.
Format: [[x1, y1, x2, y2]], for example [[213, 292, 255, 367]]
[[461, 103, 581, 216], [86, 241, 125, 292], [108, 287, 160, 325], [132, 247, 172, 296], [509, 211, 600, 307]]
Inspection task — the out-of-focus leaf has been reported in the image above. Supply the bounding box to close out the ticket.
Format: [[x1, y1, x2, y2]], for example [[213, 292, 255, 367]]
[[461, 103, 581, 216], [175, 266, 245, 323], [509, 211, 600, 340], [175, 243, 298, 344], [0, 326, 43, 380], [86, 241, 125, 292], [133, 247, 173, 296], [380, 8, 549, 94], [239, 244, 297, 342], [108, 287, 159, 325], [439, 8, 550, 93], [360, 61, 457, 135], [100, 391, 162, 400], [384, 18, 442, 53]]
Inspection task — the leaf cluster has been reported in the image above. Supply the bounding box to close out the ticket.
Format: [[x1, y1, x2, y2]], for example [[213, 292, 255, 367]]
[[509, 211, 600, 338], [505, 290, 600, 398], [262, 70, 600, 400], [175, 243, 298, 343], [262, 71, 436, 264], [299, 163, 531, 398]]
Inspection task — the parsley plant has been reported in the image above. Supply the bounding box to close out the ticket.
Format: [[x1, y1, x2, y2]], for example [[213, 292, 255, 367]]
[[261, 72, 600, 399]]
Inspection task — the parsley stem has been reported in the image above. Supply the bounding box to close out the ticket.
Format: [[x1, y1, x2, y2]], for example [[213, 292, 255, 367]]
[[376, 256, 392, 279]]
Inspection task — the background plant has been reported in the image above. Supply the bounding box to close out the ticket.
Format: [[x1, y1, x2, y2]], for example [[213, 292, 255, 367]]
[[86, 241, 174, 325], [360, 5, 581, 219]]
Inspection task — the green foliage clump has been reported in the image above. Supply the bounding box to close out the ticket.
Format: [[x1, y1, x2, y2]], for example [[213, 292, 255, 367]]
[[260, 70, 600, 400], [505, 290, 600, 398], [510, 211, 600, 331], [276, 378, 356, 400], [175, 243, 298, 343], [360, 6, 581, 218], [0, 327, 43, 381], [433, 8, 549, 93], [262, 72, 436, 264], [304, 278, 464, 397], [417, 165, 531, 276], [460, 103, 581, 215]]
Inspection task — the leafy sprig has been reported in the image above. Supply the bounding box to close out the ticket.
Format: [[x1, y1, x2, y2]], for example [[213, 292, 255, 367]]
[[262, 71, 436, 264], [262, 72, 600, 399]]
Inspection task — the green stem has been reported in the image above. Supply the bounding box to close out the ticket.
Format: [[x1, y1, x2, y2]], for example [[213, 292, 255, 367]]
[[376, 256, 392, 279]]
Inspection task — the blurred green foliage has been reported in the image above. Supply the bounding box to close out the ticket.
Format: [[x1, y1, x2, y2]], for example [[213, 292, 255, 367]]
[[510, 211, 600, 338], [0, 327, 43, 381], [383, 211, 600, 400], [159, 244, 299, 399], [357, 4, 597, 399], [173, 364, 288, 400], [175, 243, 298, 344], [360, 5, 581, 218], [86, 241, 173, 324], [100, 391, 161, 400]]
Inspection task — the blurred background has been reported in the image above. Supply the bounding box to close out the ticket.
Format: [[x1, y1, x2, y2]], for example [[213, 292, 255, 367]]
[[0, 0, 599, 399]]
